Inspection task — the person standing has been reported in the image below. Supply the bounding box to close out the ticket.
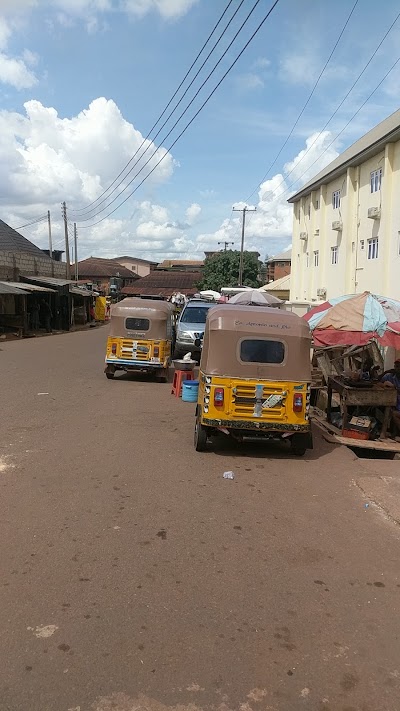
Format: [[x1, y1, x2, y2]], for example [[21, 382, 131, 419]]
[[41, 299, 53, 334], [31, 301, 40, 331]]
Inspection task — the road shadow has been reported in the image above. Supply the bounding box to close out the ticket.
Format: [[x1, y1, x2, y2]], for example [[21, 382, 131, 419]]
[[208, 426, 335, 462]]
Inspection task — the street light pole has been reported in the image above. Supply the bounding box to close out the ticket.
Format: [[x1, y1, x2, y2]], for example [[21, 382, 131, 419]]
[[218, 241, 234, 252], [232, 206, 256, 285]]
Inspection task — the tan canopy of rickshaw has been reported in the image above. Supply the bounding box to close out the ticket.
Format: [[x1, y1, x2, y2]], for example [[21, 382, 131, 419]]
[[109, 298, 174, 339], [201, 305, 312, 381]]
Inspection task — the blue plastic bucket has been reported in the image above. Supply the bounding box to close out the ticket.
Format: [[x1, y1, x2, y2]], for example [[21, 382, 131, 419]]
[[182, 380, 199, 402]]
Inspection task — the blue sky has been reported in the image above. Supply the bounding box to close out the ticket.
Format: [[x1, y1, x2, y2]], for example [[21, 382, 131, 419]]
[[0, 0, 400, 262]]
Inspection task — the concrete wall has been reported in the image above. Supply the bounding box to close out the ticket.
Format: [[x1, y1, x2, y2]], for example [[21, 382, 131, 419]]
[[0, 251, 67, 282], [290, 137, 400, 302]]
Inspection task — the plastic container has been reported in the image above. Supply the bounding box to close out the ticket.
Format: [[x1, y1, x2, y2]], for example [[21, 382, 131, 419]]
[[182, 380, 199, 402]]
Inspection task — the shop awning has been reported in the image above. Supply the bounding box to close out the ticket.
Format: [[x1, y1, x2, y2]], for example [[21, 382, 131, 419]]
[[22, 276, 75, 287], [70, 286, 92, 297], [0, 281, 29, 295], [6, 281, 56, 293]]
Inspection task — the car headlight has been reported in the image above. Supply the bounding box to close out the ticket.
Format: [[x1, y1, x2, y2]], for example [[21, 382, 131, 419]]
[[178, 331, 193, 342]]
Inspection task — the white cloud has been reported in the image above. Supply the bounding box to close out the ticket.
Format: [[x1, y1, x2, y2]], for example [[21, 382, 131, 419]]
[[252, 57, 270, 70], [121, 0, 198, 19], [280, 51, 320, 87], [0, 97, 175, 214], [185, 202, 201, 224], [234, 72, 264, 91], [0, 15, 38, 89], [0, 52, 38, 88], [194, 131, 340, 261]]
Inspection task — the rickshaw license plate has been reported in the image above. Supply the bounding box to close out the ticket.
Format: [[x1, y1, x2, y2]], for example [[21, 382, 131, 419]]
[[262, 394, 283, 408]]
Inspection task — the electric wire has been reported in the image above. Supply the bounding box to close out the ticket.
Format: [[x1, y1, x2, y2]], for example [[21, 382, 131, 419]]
[[14, 215, 48, 230], [74, 0, 264, 221], [249, 9, 400, 206], [246, 0, 359, 200], [77, 0, 282, 227], [70, 0, 238, 215]]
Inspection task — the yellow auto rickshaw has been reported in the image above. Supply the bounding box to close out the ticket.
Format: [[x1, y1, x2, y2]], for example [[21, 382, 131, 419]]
[[194, 305, 313, 455], [105, 298, 174, 381]]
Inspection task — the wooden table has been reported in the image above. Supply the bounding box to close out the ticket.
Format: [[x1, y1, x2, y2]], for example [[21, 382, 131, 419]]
[[327, 376, 397, 439]]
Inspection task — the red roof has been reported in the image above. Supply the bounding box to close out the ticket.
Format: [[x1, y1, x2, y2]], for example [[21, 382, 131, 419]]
[[121, 270, 202, 297], [73, 257, 136, 278]]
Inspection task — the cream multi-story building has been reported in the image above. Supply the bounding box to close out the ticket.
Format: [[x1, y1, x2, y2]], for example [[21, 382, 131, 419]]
[[289, 109, 400, 302]]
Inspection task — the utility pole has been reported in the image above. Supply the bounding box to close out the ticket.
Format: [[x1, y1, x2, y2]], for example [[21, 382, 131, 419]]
[[218, 241, 234, 251], [62, 201, 71, 277], [232, 205, 256, 286], [47, 210, 53, 260], [74, 223, 78, 282]]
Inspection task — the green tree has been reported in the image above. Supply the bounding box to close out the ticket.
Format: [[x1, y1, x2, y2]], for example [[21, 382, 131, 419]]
[[198, 250, 260, 291]]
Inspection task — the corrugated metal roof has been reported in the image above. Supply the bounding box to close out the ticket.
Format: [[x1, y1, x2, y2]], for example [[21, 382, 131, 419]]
[[288, 107, 400, 202], [23, 276, 74, 287], [6, 281, 56, 293], [113, 256, 158, 265], [0, 220, 52, 258], [0, 281, 29, 295], [259, 274, 291, 292], [74, 257, 136, 278], [266, 249, 292, 263], [70, 286, 92, 296], [123, 270, 202, 290]]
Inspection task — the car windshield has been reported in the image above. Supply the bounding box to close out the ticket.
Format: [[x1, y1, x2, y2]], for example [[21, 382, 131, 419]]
[[180, 305, 210, 324]]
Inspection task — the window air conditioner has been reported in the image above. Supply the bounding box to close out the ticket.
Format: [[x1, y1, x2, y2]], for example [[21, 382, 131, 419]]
[[332, 220, 343, 231], [299, 232, 308, 241], [316, 288, 327, 298], [367, 207, 381, 220]]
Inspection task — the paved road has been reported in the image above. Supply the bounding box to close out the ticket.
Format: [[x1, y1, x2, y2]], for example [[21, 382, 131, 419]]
[[1, 327, 400, 711]]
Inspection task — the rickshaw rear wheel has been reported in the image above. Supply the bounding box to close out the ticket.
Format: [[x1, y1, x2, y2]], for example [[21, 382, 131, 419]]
[[290, 434, 307, 456], [194, 415, 208, 452], [105, 366, 115, 379], [156, 368, 168, 383]]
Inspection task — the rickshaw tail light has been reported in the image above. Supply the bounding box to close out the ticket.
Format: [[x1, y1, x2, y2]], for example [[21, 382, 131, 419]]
[[293, 393, 303, 412], [111, 343, 117, 355], [154, 346, 159, 357], [214, 388, 224, 407]]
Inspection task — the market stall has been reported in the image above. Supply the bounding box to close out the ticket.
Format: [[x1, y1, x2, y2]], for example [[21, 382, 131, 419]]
[[305, 292, 400, 453]]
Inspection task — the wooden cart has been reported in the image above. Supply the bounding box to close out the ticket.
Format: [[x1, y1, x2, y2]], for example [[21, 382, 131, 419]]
[[312, 376, 400, 455]]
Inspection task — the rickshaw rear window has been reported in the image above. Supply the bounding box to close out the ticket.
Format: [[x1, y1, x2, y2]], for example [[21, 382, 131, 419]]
[[125, 317, 150, 331], [240, 339, 285, 364]]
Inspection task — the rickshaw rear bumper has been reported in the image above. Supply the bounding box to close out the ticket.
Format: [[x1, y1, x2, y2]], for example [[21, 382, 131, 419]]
[[201, 416, 312, 448], [105, 358, 164, 369]]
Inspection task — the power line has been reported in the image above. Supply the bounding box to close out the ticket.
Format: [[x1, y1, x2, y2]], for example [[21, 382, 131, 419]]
[[70, 0, 238, 215], [246, 0, 359, 201], [14, 215, 48, 230], [74, 0, 264, 222], [78, 0, 282, 229], [252, 8, 400, 205], [252, 53, 400, 217]]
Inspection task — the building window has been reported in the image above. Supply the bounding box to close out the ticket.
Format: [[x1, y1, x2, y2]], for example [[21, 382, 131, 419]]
[[367, 237, 379, 260], [331, 246, 338, 265], [332, 190, 341, 209], [370, 168, 382, 193], [306, 252, 309, 268], [307, 203, 311, 217], [315, 198, 319, 210], [314, 250, 319, 267]]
